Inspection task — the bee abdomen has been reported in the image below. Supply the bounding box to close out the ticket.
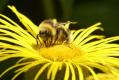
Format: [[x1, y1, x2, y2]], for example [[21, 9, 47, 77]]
[[55, 28, 69, 44]]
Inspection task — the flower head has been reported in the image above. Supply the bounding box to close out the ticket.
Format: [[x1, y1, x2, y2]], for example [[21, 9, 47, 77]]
[[1, 5, 119, 80]]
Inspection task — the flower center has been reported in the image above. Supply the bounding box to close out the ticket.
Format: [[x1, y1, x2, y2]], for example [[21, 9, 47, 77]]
[[38, 44, 82, 61]]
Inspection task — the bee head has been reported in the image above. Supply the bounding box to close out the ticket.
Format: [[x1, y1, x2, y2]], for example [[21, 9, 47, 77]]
[[38, 19, 57, 40]]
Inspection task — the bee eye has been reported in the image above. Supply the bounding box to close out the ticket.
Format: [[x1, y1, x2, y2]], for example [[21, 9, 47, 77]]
[[39, 30, 51, 37]]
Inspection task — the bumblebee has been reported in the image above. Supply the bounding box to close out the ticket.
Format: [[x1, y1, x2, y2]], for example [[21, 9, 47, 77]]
[[36, 19, 71, 47]]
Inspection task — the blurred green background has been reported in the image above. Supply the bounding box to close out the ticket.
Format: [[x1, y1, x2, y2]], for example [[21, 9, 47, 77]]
[[1, 0, 119, 35], [0, 0, 119, 80]]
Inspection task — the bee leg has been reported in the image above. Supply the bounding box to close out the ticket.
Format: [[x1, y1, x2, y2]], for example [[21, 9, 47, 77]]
[[36, 34, 39, 45], [49, 36, 54, 46]]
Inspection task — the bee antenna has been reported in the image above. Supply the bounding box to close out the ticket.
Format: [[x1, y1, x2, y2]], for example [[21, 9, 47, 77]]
[[64, 21, 77, 29]]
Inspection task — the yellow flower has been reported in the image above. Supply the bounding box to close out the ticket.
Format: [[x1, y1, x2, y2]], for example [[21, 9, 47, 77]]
[[1, 5, 119, 80]]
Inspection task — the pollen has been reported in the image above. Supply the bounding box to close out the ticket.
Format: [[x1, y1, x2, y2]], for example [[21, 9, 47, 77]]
[[38, 44, 82, 61]]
